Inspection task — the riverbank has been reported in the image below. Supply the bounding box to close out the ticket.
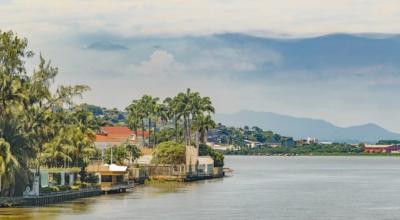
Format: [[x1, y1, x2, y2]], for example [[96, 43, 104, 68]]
[[0, 172, 225, 208]]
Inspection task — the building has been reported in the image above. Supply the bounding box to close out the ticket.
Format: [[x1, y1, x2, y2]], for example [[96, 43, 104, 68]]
[[207, 142, 236, 151], [281, 136, 295, 147], [86, 161, 132, 192], [198, 156, 214, 176], [95, 126, 150, 149], [364, 144, 400, 153], [306, 137, 318, 144], [244, 140, 262, 148]]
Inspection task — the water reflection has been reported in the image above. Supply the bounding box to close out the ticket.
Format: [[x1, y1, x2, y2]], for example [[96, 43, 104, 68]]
[[0, 179, 223, 219], [4, 156, 400, 220]]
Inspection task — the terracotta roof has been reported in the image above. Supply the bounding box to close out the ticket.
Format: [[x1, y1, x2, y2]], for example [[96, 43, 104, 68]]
[[95, 126, 149, 143]]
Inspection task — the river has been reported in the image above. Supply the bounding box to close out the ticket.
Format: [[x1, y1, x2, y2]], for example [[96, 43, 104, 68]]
[[1, 156, 400, 219]]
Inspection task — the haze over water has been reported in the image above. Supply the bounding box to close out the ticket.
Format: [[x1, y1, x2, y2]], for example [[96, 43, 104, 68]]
[[2, 156, 400, 220]]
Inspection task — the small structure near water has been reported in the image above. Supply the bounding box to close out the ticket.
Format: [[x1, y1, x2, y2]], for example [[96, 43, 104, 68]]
[[86, 161, 133, 193]]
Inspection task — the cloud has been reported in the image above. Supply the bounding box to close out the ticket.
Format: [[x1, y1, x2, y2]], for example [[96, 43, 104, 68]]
[[128, 50, 185, 76], [1, 0, 400, 39], [2, 1, 400, 133]]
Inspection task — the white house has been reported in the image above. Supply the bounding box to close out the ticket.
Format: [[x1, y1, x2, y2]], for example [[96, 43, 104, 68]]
[[198, 156, 214, 176], [244, 140, 262, 148]]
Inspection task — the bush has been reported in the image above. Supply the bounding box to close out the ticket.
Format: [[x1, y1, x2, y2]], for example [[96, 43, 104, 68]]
[[152, 141, 186, 165], [85, 173, 99, 184], [58, 185, 72, 191], [199, 144, 224, 167]]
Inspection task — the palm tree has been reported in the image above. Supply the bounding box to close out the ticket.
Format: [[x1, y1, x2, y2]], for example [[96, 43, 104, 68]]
[[125, 143, 141, 164], [172, 89, 215, 146], [127, 99, 146, 146], [193, 114, 216, 144], [126, 104, 140, 144], [153, 103, 168, 146], [164, 97, 182, 142]]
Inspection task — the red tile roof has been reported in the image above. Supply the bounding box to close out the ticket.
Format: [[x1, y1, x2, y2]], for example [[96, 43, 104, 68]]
[[95, 126, 149, 144]]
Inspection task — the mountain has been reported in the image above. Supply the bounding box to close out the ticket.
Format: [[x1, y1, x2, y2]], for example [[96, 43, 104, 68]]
[[87, 41, 128, 51], [214, 110, 400, 143], [215, 33, 400, 70]]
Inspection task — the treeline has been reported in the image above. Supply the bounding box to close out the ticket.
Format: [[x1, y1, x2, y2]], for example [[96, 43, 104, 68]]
[[0, 31, 224, 196], [209, 125, 293, 147], [0, 31, 98, 196], [226, 143, 364, 156]]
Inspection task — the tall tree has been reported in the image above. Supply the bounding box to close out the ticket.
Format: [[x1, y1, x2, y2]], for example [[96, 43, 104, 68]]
[[193, 114, 216, 144]]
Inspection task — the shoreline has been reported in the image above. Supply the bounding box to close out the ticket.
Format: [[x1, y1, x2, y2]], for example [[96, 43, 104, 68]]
[[0, 174, 225, 208]]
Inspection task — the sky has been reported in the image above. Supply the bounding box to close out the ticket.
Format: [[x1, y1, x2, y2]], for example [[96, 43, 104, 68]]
[[1, 0, 400, 132]]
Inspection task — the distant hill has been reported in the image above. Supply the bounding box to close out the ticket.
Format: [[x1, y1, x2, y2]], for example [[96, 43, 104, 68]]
[[214, 110, 400, 143]]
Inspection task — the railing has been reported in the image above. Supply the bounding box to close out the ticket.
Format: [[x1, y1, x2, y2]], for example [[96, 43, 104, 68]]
[[145, 164, 187, 177]]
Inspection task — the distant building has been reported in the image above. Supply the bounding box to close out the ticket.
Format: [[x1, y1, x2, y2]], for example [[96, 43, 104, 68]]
[[364, 144, 400, 153], [306, 137, 318, 144], [244, 140, 263, 148], [207, 142, 236, 151], [281, 136, 295, 147]]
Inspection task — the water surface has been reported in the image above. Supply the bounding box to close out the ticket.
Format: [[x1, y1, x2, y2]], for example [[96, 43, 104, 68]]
[[1, 156, 400, 220]]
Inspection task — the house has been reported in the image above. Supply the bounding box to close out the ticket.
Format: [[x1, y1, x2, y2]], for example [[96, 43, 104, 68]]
[[95, 126, 150, 149], [23, 168, 81, 196], [198, 156, 214, 176], [86, 161, 132, 192], [306, 137, 318, 144], [281, 136, 295, 147], [244, 140, 262, 148], [207, 142, 235, 151], [364, 144, 400, 153]]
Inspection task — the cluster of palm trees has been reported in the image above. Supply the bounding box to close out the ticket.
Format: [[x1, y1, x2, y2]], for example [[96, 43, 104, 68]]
[[0, 31, 96, 196], [126, 89, 216, 147]]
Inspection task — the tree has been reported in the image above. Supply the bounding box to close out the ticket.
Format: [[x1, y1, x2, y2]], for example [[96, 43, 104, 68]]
[[193, 114, 216, 144], [0, 139, 19, 196], [173, 89, 215, 146], [199, 144, 224, 167], [153, 103, 168, 146], [125, 143, 141, 164], [126, 101, 141, 145], [152, 141, 186, 165], [0, 30, 92, 195], [164, 96, 182, 142]]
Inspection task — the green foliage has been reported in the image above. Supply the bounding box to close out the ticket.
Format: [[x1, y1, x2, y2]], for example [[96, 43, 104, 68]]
[[376, 140, 400, 145], [227, 143, 365, 156], [208, 124, 294, 148], [103, 142, 141, 165], [126, 88, 216, 147], [0, 30, 95, 196], [152, 141, 186, 165], [199, 144, 224, 167]]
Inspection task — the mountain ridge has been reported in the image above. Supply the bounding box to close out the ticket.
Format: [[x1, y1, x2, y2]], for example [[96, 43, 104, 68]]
[[214, 110, 400, 143]]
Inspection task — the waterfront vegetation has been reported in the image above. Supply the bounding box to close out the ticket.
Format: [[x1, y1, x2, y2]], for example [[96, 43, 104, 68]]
[[208, 124, 293, 147], [225, 143, 365, 156], [152, 141, 186, 165], [0, 30, 222, 196], [125, 89, 215, 147], [0, 31, 98, 196]]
